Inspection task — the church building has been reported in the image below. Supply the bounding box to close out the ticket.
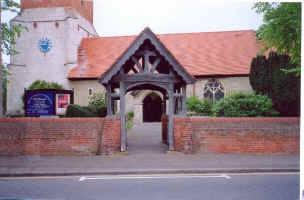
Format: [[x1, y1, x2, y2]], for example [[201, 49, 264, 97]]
[[7, 0, 258, 123]]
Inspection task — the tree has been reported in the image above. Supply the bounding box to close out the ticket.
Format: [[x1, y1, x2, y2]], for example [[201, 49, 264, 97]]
[[249, 52, 300, 116], [1, 0, 26, 116], [253, 2, 301, 75]]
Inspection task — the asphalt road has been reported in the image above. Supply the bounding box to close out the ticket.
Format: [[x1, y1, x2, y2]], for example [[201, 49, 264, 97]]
[[0, 173, 299, 200]]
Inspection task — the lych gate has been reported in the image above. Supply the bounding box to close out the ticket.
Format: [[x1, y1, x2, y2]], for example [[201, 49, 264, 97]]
[[99, 28, 195, 152]]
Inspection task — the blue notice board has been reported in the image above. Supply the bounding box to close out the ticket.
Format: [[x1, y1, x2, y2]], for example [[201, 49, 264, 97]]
[[26, 92, 55, 116]]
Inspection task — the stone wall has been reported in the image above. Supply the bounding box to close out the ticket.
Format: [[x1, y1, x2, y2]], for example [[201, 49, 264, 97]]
[[173, 117, 300, 154], [0, 117, 120, 155]]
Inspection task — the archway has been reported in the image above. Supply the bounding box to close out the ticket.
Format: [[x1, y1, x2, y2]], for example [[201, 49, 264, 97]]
[[143, 93, 163, 122], [100, 28, 196, 152]]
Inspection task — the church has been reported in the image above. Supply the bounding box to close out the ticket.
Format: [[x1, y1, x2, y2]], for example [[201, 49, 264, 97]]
[[7, 0, 258, 123]]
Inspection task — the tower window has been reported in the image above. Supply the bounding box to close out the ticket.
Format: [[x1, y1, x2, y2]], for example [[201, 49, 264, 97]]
[[203, 79, 224, 103]]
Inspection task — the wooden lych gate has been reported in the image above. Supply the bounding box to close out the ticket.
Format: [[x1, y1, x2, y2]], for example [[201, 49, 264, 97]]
[[99, 27, 195, 152]]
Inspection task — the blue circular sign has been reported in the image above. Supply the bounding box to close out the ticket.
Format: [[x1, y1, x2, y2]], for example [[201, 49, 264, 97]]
[[39, 38, 52, 53]]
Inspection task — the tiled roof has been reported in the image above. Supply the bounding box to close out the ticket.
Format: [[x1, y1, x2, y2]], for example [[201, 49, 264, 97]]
[[68, 30, 259, 79]]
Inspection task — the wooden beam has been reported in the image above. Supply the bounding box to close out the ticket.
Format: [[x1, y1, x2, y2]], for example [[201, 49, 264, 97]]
[[181, 85, 187, 115], [106, 84, 113, 116], [131, 65, 138, 73], [120, 81, 127, 152], [131, 56, 143, 72], [168, 83, 175, 151], [150, 58, 161, 73], [113, 73, 180, 83]]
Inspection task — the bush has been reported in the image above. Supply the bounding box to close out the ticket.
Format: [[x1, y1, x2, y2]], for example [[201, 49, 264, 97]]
[[65, 104, 107, 118], [186, 97, 213, 116], [88, 92, 106, 107], [65, 104, 96, 117], [27, 80, 64, 90], [212, 92, 279, 117], [126, 111, 134, 121]]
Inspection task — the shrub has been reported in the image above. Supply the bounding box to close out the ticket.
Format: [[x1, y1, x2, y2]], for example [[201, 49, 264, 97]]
[[65, 104, 107, 118], [212, 92, 279, 117], [126, 111, 134, 121], [27, 80, 64, 90], [65, 104, 96, 117], [127, 121, 134, 130], [186, 96, 213, 116], [88, 92, 106, 107]]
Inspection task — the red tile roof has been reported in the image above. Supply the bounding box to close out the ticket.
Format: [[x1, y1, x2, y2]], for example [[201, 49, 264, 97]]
[[68, 30, 260, 79]]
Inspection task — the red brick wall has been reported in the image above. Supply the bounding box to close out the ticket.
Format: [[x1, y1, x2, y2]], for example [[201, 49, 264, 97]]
[[100, 117, 121, 155], [21, 0, 93, 24], [0, 117, 120, 155], [174, 117, 300, 154], [174, 117, 193, 154]]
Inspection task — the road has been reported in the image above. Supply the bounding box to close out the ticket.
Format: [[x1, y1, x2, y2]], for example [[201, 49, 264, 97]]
[[0, 173, 299, 200]]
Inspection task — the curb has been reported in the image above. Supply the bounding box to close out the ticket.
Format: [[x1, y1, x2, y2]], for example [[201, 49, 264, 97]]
[[0, 168, 299, 177]]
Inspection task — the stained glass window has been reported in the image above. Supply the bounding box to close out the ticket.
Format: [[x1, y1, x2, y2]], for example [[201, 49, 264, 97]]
[[203, 79, 224, 103]]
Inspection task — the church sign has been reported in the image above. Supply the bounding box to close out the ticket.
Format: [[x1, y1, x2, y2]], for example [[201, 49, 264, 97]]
[[25, 89, 74, 117]]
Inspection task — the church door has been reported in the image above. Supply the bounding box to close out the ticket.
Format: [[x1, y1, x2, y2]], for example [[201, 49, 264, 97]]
[[143, 93, 163, 122]]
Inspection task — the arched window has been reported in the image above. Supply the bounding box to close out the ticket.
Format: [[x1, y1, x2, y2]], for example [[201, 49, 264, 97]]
[[203, 79, 224, 103]]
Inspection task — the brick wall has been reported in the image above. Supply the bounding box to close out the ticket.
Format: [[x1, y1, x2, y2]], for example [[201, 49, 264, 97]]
[[174, 117, 300, 154], [100, 117, 121, 155], [21, 0, 93, 23], [0, 117, 120, 155]]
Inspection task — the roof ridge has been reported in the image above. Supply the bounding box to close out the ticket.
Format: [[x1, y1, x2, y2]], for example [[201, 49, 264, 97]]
[[88, 29, 254, 40]]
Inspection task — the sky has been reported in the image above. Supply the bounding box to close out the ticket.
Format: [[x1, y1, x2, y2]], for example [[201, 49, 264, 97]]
[[94, 0, 264, 36]]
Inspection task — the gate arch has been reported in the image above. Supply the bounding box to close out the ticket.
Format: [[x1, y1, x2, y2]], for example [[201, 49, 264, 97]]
[[99, 27, 195, 152]]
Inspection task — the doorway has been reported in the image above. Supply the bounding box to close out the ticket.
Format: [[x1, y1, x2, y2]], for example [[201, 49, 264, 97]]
[[143, 93, 163, 122]]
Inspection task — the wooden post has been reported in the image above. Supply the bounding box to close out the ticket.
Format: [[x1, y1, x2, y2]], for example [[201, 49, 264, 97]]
[[168, 84, 174, 151], [106, 84, 113, 116], [181, 85, 187, 116], [120, 81, 127, 152]]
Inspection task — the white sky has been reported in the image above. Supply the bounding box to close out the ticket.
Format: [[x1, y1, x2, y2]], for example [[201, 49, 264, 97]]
[[2, 0, 264, 62], [94, 0, 264, 36]]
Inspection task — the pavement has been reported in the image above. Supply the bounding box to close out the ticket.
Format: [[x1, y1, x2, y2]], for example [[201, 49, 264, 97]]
[[0, 123, 299, 177]]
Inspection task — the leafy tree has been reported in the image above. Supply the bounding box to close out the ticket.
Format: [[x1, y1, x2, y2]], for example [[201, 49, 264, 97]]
[[249, 55, 271, 95], [1, 0, 28, 116], [253, 2, 301, 75], [27, 80, 65, 90], [269, 53, 300, 116], [21, 80, 65, 106], [249, 52, 300, 116]]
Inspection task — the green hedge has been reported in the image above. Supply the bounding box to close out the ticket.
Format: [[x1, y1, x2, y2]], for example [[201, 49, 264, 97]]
[[65, 104, 107, 118], [186, 97, 213, 116], [212, 92, 279, 117]]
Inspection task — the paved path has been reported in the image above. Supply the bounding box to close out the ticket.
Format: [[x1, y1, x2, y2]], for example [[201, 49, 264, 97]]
[[127, 123, 167, 155]]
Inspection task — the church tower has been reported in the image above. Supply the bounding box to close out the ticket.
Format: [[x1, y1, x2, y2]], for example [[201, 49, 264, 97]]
[[7, 0, 97, 115]]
